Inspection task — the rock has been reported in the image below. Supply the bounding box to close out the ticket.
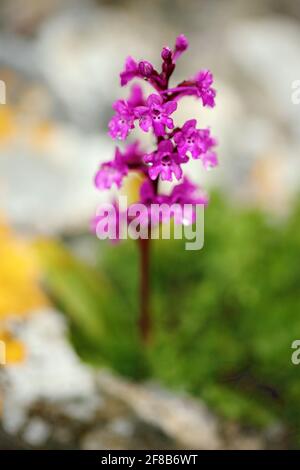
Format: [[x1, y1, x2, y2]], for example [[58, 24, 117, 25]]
[[22, 418, 51, 446], [81, 417, 176, 451], [36, 5, 158, 130], [1, 308, 102, 446], [0, 308, 267, 450], [0, 124, 114, 235], [96, 371, 222, 449]]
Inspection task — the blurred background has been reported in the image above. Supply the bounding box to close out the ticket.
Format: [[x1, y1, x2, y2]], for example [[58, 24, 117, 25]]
[[1, 0, 300, 450]]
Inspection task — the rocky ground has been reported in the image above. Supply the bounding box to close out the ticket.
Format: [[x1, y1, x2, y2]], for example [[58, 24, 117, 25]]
[[0, 309, 285, 450]]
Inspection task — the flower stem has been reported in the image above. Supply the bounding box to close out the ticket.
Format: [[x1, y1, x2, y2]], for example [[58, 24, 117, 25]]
[[138, 237, 151, 343]]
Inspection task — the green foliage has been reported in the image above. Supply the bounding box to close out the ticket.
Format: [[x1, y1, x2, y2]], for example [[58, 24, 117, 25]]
[[35, 240, 148, 378], [37, 194, 300, 443]]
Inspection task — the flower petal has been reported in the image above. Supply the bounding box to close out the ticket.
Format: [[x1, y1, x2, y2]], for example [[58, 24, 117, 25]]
[[139, 115, 152, 132], [163, 101, 177, 115]]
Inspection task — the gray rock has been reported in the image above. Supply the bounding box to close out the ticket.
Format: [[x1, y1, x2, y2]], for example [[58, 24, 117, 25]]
[[96, 371, 221, 449]]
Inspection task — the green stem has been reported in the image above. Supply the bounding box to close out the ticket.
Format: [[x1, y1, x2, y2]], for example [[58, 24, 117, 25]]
[[138, 237, 151, 343]]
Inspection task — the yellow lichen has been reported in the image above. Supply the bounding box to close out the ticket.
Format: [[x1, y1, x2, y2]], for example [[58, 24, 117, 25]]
[[0, 330, 25, 365], [0, 217, 48, 366], [0, 220, 48, 319], [0, 106, 16, 141]]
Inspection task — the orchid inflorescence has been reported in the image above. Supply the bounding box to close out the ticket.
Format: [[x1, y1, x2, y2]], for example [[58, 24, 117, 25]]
[[94, 34, 218, 238]]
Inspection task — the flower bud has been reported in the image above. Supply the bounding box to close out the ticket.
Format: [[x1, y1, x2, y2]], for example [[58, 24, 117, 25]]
[[161, 46, 172, 61], [138, 61, 153, 77], [175, 34, 189, 52]]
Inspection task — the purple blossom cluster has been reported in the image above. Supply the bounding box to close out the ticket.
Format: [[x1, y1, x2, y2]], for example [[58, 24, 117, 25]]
[[94, 34, 218, 239]]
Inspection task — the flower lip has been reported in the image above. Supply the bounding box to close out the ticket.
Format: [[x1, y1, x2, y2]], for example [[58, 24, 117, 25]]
[[173, 119, 217, 164], [144, 140, 184, 182], [135, 94, 177, 137], [108, 85, 145, 140], [161, 155, 171, 165]]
